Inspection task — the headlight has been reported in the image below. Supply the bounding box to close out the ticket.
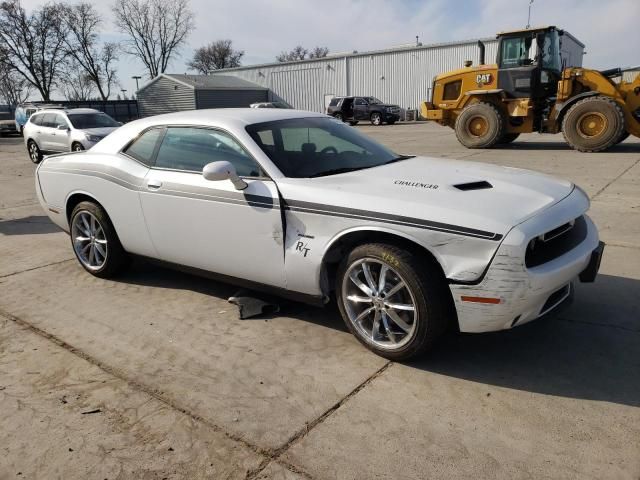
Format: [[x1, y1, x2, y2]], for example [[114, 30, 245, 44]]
[[85, 134, 102, 142]]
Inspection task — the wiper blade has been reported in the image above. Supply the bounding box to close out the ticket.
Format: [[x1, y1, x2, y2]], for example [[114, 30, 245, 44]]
[[383, 155, 415, 165], [309, 167, 367, 178]]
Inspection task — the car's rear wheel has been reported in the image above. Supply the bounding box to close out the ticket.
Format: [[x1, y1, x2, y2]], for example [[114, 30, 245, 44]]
[[70, 201, 129, 278], [370, 112, 382, 126], [336, 243, 449, 360], [72, 142, 84, 152], [27, 140, 43, 163], [334, 113, 344, 122]]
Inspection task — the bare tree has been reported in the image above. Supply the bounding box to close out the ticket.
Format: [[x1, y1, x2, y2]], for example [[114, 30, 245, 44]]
[[58, 61, 95, 101], [188, 39, 243, 74], [276, 45, 329, 62], [309, 46, 329, 59], [0, 0, 68, 101], [60, 2, 118, 101], [113, 0, 195, 79], [0, 67, 33, 105]]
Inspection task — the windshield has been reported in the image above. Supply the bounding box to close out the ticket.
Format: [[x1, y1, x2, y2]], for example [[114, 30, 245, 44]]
[[67, 113, 119, 129], [246, 117, 402, 178]]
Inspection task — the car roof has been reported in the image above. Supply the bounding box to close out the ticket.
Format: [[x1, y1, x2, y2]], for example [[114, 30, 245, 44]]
[[90, 108, 330, 155], [32, 108, 102, 115], [132, 108, 327, 127]]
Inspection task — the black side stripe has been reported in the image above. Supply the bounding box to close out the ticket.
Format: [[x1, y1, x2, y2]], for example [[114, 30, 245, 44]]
[[284, 199, 503, 241]]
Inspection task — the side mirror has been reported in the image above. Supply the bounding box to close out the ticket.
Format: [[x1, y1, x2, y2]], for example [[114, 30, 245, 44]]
[[202, 161, 248, 190]]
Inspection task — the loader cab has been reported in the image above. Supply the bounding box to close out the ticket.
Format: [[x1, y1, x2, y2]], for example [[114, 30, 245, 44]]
[[496, 26, 563, 100]]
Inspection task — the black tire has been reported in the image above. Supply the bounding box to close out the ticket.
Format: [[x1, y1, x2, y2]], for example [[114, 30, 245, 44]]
[[336, 243, 450, 361], [27, 139, 43, 163], [69, 201, 129, 278], [349, 121, 359, 126], [616, 131, 630, 144], [370, 112, 382, 126], [498, 132, 520, 144], [334, 113, 344, 122], [454, 102, 505, 148], [562, 96, 625, 152], [72, 142, 84, 152]]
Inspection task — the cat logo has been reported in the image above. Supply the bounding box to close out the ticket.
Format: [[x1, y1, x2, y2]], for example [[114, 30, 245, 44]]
[[476, 73, 492, 86]]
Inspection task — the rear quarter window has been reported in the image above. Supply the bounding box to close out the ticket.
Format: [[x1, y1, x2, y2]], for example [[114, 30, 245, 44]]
[[329, 98, 340, 107], [123, 128, 164, 166]]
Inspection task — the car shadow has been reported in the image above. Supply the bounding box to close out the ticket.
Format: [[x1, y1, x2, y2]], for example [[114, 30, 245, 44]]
[[0, 215, 62, 235], [119, 260, 639, 407], [409, 273, 640, 408]]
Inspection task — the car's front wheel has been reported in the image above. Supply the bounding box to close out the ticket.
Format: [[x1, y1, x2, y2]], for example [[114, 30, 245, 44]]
[[370, 112, 382, 126], [336, 243, 449, 360], [72, 142, 84, 152], [70, 201, 129, 278], [27, 140, 43, 163]]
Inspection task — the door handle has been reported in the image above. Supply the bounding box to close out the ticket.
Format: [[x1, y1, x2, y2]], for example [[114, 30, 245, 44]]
[[146, 179, 162, 190]]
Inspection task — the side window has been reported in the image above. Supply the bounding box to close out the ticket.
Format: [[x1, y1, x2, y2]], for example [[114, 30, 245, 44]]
[[328, 98, 339, 107], [155, 127, 261, 177], [41, 113, 56, 128], [54, 114, 68, 129], [123, 128, 163, 166], [354, 98, 366, 106], [30, 114, 42, 126]]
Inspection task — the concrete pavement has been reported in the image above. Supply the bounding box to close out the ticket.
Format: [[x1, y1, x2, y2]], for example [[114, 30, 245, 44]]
[[1, 125, 638, 479]]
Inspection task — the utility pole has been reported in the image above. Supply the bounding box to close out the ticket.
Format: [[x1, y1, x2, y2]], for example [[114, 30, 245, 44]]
[[132, 75, 142, 91], [526, 0, 534, 29]]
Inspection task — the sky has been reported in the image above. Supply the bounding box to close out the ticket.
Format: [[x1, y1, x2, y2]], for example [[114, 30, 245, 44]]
[[18, 0, 640, 100]]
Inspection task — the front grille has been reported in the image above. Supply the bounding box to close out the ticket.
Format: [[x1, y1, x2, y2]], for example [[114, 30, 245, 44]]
[[388, 107, 400, 114], [525, 216, 587, 268]]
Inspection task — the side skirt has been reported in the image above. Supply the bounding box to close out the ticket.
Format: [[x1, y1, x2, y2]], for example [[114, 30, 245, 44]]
[[130, 254, 327, 307]]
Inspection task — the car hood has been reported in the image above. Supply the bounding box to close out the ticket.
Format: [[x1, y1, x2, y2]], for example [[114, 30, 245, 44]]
[[81, 127, 119, 138], [276, 156, 575, 238]]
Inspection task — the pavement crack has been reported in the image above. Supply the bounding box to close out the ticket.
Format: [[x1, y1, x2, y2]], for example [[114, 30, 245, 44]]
[[591, 157, 640, 200], [0, 308, 273, 464], [0, 258, 75, 279], [245, 361, 392, 480]]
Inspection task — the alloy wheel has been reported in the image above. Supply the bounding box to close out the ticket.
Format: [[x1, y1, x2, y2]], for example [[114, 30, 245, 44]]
[[341, 258, 418, 350], [28, 142, 40, 162], [71, 211, 108, 271], [371, 113, 382, 125]]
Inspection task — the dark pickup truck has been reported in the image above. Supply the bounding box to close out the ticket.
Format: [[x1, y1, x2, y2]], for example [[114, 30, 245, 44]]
[[327, 96, 400, 126]]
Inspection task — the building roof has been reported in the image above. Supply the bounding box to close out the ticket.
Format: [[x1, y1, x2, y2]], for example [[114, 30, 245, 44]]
[[212, 36, 496, 73], [138, 73, 268, 93]]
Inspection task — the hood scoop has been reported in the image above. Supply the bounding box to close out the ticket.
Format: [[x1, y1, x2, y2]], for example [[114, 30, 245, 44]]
[[453, 180, 493, 191]]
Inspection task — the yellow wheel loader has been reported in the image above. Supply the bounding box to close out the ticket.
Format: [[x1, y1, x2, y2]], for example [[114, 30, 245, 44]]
[[420, 26, 640, 152]]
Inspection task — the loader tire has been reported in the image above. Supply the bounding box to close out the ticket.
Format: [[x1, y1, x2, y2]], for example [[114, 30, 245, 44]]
[[498, 133, 520, 144], [455, 102, 505, 149], [616, 131, 630, 144], [562, 96, 625, 152]]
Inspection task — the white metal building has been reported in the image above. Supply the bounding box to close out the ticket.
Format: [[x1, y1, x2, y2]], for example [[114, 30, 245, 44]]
[[213, 38, 499, 113]]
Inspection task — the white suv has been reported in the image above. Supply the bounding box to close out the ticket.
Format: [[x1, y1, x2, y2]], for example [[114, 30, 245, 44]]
[[24, 108, 121, 163]]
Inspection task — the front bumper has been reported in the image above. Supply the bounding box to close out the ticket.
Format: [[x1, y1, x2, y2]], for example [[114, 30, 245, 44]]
[[383, 113, 400, 122], [450, 191, 601, 333]]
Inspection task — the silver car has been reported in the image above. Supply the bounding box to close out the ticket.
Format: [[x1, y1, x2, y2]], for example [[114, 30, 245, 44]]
[[24, 108, 120, 163]]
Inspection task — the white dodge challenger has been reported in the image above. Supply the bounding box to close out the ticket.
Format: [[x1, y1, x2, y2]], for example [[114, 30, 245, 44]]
[[35, 109, 604, 360]]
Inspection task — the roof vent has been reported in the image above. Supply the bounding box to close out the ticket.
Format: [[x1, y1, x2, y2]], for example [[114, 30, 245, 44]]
[[453, 181, 493, 191]]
